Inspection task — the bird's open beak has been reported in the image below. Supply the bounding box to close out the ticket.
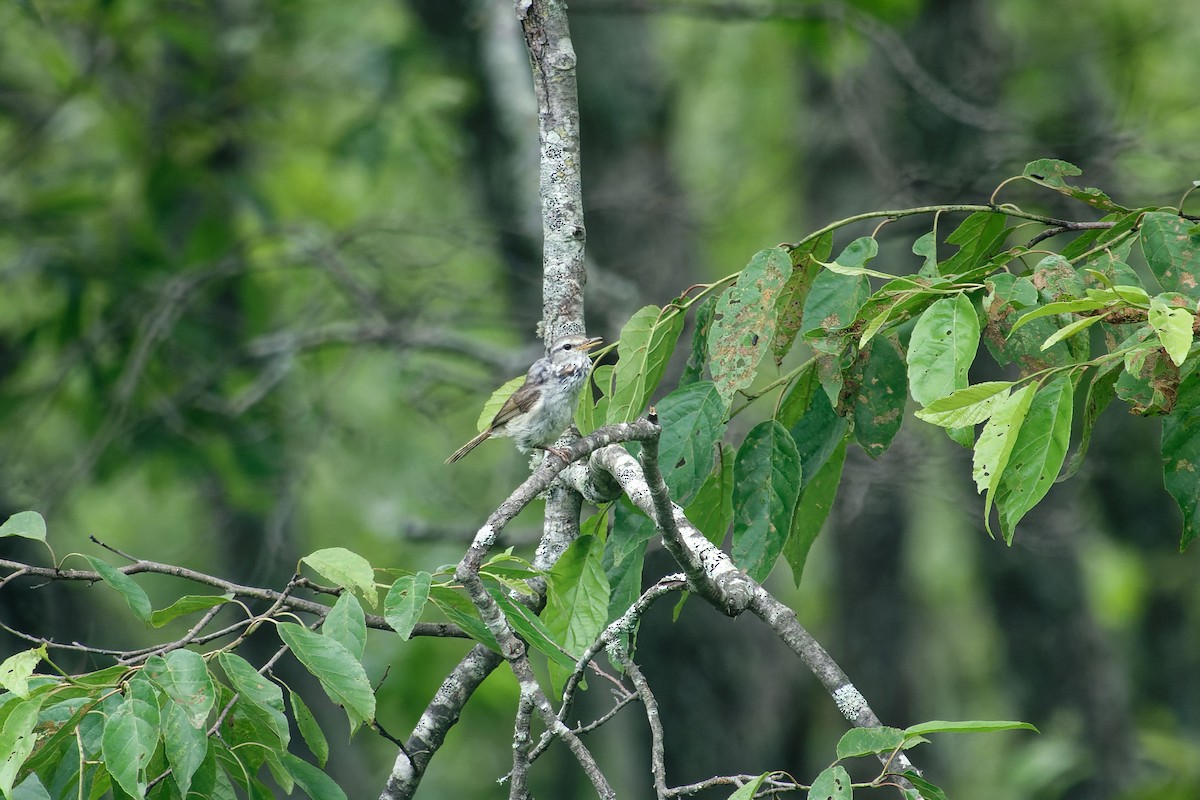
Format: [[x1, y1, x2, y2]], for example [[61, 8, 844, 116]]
[[579, 336, 604, 352]]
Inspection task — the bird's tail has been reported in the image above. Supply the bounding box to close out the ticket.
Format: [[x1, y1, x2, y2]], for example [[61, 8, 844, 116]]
[[445, 430, 492, 464]]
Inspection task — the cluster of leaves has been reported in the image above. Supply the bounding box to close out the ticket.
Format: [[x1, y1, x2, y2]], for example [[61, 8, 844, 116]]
[[0, 512, 572, 800], [574, 159, 1199, 603], [3, 160, 1198, 799], [789, 720, 1037, 800], [3, 516, 1038, 800]]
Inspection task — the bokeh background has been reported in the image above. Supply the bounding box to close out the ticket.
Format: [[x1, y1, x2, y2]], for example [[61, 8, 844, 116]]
[[2, 0, 1199, 798]]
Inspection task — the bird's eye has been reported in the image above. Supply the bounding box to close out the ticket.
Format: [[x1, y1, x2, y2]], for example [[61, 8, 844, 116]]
[[562, 343, 573, 350]]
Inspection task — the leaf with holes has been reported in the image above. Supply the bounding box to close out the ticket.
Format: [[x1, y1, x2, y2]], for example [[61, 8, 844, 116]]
[[1141, 211, 1200, 299], [773, 234, 831, 365], [1022, 158, 1124, 212], [916, 381, 1013, 428], [384, 572, 431, 640], [852, 335, 907, 458], [709, 249, 793, 406], [0, 697, 43, 798], [973, 383, 1036, 536], [809, 765, 852, 800]]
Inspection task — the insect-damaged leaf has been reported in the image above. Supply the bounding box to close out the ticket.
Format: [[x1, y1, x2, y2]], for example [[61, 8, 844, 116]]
[[709, 248, 793, 407], [772, 234, 831, 365]]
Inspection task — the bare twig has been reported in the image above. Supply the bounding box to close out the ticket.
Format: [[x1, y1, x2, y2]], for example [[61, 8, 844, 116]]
[[0, 557, 464, 639]]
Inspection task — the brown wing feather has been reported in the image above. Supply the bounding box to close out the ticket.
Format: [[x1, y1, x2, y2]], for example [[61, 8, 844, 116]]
[[488, 379, 541, 428]]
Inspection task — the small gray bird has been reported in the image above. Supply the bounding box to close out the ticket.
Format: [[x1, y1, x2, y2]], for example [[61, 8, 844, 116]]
[[446, 334, 604, 464]]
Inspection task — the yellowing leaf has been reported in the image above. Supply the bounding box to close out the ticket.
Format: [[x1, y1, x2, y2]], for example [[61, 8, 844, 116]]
[[1148, 296, 1195, 367]]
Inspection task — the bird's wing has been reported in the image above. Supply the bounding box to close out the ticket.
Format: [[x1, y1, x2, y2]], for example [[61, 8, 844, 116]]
[[489, 378, 542, 428]]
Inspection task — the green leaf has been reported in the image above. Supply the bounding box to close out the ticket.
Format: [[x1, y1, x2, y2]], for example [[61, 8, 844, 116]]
[[283, 753, 349, 800], [301, 548, 377, 609], [783, 372, 847, 488], [1009, 297, 1117, 334], [996, 378, 1075, 543], [801, 271, 871, 338], [218, 652, 289, 746], [656, 381, 727, 504], [835, 725, 906, 758], [913, 230, 938, 277], [0, 511, 46, 542], [784, 438, 845, 586], [477, 375, 525, 432], [709, 249, 794, 406], [150, 594, 233, 627], [1162, 370, 1200, 549], [808, 765, 852, 800], [732, 421, 802, 582], [852, 335, 907, 458], [1037, 312, 1107, 352], [489, 589, 577, 672], [940, 211, 1009, 275], [1116, 330, 1178, 415], [683, 446, 735, 546], [290, 689, 329, 768], [0, 648, 43, 698], [384, 572, 431, 640], [901, 771, 949, 800], [11, 775, 50, 800], [102, 689, 159, 798], [163, 700, 208, 798], [611, 304, 686, 422], [1060, 366, 1119, 483], [84, 556, 152, 623], [915, 381, 1013, 427], [1141, 211, 1200, 299], [428, 586, 501, 653], [1022, 158, 1124, 212], [323, 592, 367, 660], [605, 503, 652, 628], [725, 772, 769, 800], [1149, 296, 1195, 367], [972, 383, 1036, 536], [819, 236, 886, 278], [907, 294, 981, 406], [144, 649, 216, 728], [984, 277, 1075, 373], [544, 534, 610, 686], [277, 623, 376, 731], [773, 234, 831, 365], [0, 698, 43, 799], [903, 719, 1038, 737], [681, 295, 718, 385]]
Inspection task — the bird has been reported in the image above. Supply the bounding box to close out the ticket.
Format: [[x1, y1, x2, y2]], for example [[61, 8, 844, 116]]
[[446, 334, 604, 464]]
